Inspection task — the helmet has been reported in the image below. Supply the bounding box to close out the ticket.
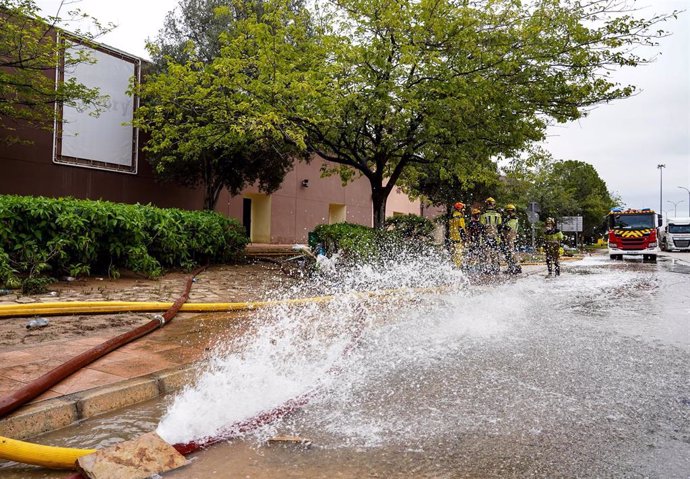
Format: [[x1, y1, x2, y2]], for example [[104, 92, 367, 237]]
[[505, 204, 515, 211], [453, 202, 465, 210], [545, 217, 555, 225], [485, 197, 496, 205], [471, 208, 481, 215]]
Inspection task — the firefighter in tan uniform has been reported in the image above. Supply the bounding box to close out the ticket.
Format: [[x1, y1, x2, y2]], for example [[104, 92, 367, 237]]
[[544, 217, 564, 276], [480, 197, 502, 274], [448, 202, 466, 267]]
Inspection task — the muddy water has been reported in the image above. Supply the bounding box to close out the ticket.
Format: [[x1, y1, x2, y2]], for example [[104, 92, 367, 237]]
[[2, 255, 689, 478]]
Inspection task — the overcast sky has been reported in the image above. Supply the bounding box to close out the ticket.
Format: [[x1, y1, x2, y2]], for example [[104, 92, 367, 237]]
[[35, 0, 690, 217]]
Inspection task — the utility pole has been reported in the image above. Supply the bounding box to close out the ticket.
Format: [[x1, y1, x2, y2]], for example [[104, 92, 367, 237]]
[[667, 200, 684, 217], [657, 164, 665, 214], [680, 186, 690, 216]]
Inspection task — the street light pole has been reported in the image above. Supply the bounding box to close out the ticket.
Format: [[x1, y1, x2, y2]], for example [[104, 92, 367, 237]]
[[657, 164, 665, 214], [680, 186, 690, 216], [667, 200, 684, 217]]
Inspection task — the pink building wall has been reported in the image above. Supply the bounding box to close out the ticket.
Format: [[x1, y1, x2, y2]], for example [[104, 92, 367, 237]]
[[224, 158, 426, 244]]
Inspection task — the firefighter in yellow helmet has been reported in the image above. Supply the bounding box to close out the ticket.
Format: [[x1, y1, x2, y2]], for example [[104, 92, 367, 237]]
[[448, 202, 466, 267], [480, 197, 502, 274], [501, 204, 522, 274], [544, 217, 564, 276]]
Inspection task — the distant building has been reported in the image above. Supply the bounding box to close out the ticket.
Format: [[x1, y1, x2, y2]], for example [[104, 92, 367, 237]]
[[0, 36, 432, 244]]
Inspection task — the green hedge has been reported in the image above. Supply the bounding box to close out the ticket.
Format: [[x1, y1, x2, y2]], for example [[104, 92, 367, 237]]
[[311, 214, 435, 262], [0, 195, 248, 292]]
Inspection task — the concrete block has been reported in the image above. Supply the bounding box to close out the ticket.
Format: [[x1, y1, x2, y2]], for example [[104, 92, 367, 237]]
[[155, 365, 197, 394], [77, 432, 188, 479], [0, 399, 78, 440], [77, 378, 159, 419]]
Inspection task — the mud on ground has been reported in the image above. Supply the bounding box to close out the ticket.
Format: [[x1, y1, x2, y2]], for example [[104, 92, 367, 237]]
[[0, 262, 295, 348]]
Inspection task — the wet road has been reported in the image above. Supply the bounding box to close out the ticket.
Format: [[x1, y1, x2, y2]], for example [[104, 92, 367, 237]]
[[2, 254, 689, 478]]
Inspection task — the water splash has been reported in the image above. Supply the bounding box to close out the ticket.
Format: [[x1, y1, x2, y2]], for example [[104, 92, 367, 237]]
[[157, 251, 683, 454], [157, 249, 467, 444]]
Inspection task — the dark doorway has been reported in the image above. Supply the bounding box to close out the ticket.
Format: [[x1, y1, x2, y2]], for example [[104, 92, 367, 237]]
[[242, 198, 252, 239]]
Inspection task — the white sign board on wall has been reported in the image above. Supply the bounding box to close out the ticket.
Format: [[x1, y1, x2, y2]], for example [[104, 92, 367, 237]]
[[55, 42, 140, 173]]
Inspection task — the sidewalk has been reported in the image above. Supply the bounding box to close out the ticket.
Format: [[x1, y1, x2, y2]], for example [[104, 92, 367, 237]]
[[0, 263, 289, 440]]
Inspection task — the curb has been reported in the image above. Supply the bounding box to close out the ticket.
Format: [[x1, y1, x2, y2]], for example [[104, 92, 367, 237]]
[[0, 364, 197, 440]]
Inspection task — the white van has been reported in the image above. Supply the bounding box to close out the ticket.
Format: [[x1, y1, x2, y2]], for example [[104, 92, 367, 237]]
[[659, 217, 690, 251]]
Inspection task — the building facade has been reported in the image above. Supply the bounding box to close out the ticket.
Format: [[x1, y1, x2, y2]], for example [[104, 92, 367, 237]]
[[0, 39, 429, 244]]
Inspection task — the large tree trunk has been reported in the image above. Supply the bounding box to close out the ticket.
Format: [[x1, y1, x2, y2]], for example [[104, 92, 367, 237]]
[[203, 180, 223, 211], [371, 183, 391, 229]]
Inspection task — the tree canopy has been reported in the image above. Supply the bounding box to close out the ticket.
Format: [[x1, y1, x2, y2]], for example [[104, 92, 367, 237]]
[[137, 0, 676, 225], [290, 0, 675, 227], [0, 0, 111, 142], [502, 153, 618, 240], [149, 0, 306, 67], [134, 0, 312, 210]]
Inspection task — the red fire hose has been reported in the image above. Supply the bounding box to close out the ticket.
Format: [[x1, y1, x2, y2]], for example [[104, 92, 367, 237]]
[[0, 267, 206, 419]]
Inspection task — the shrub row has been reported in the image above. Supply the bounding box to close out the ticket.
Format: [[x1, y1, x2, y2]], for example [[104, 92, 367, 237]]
[[311, 214, 436, 262], [0, 195, 248, 292]]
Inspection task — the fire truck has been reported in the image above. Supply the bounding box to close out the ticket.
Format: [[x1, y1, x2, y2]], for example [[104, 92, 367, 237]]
[[607, 208, 660, 261]]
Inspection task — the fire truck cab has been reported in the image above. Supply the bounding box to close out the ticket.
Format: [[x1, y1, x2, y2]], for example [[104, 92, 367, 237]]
[[607, 208, 661, 261]]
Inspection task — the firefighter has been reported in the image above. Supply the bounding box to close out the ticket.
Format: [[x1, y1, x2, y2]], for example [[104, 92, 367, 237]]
[[544, 217, 564, 276], [448, 202, 466, 267], [480, 197, 502, 274], [501, 204, 522, 274], [463, 207, 485, 274]]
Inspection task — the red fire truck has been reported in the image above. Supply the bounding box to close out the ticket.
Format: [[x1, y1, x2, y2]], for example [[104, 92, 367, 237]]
[[607, 208, 660, 261]]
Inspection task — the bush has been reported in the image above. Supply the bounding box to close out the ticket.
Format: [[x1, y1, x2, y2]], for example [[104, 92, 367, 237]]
[[311, 222, 380, 261], [0, 195, 248, 290], [311, 215, 436, 263], [384, 214, 435, 243]]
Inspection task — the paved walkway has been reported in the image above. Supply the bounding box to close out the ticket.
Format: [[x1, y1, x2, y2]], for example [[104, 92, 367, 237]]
[[0, 262, 292, 439]]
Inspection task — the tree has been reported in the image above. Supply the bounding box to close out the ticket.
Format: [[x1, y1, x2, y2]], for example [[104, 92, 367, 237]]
[[0, 0, 111, 142], [149, 0, 306, 67], [140, 0, 675, 225], [502, 154, 617, 241], [547, 160, 617, 240], [286, 0, 676, 228], [133, 0, 312, 210], [404, 151, 501, 239], [404, 151, 502, 211]]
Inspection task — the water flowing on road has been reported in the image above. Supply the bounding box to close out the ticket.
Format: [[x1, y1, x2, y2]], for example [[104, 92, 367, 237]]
[[3, 253, 689, 478]]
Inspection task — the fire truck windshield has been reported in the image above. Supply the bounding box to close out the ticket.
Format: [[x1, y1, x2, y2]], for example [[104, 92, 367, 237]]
[[610, 214, 655, 230]]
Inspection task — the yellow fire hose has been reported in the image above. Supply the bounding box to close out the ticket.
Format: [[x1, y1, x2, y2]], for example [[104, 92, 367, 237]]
[[0, 286, 449, 470], [0, 287, 446, 318], [0, 435, 94, 469], [0, 297, 337, 318]]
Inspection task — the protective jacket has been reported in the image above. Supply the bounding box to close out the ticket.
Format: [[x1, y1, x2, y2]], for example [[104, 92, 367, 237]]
[[480, 209, 502, 238], [504, 217, 519, 242], [544, 228, 564, 244], [466, 219, 485, 246], [449, 211, 466, 242]]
